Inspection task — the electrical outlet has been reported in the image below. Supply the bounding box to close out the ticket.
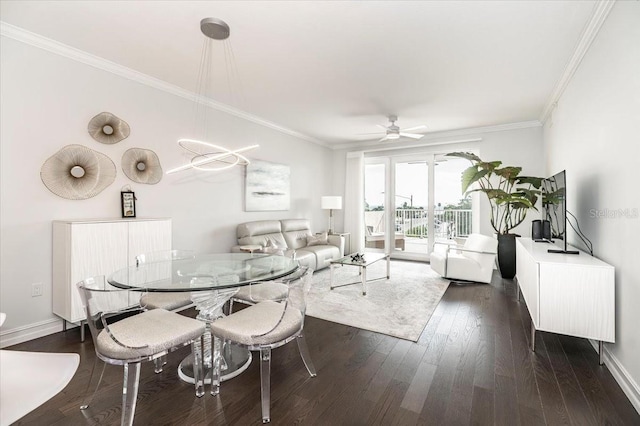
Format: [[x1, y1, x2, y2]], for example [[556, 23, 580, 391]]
[[31, 282, 43, 297]]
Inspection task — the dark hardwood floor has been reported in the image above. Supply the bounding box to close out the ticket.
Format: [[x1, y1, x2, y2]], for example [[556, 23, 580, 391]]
[[8, 268, 639, 425]]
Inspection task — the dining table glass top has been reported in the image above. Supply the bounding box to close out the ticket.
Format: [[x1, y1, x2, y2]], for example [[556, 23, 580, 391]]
[[108, 253, 299, 292]]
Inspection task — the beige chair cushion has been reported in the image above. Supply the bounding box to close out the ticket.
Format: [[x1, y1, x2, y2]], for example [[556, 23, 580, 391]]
[[96, 309, 204, 360], [210, 301, 302, 347], [233, 282, 289, 304], [140, 292, 192, 311]]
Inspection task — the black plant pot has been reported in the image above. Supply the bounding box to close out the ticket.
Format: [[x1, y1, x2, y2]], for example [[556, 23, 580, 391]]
[[497, 234, 517, 279]]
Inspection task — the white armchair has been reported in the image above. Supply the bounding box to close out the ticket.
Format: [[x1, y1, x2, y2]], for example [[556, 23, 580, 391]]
[[430, 233, 498, 284]]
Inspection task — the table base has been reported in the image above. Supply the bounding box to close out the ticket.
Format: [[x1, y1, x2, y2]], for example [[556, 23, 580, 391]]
[[178, 343, 252, 384]]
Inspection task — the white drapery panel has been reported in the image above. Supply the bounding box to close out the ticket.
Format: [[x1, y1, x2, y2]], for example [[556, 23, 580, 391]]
[[344, 152, 365, 253]]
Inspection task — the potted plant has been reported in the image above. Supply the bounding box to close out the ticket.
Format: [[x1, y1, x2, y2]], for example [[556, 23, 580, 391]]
[[446, 152, 542, 279]]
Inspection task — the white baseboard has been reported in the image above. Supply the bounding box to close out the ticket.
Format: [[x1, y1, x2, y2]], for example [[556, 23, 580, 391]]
[[0, 318, 64, 348], [589, 340, 640, 415]]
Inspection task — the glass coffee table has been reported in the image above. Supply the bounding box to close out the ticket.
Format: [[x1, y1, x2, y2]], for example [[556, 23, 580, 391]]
[[329, 252, 390, 295]]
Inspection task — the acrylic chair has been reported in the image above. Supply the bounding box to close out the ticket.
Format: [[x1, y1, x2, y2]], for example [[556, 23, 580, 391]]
[[76, 276, 205, 426], [228, 249, 296, 314], [136, 249, 195, 312], [210, 266, 317, 423], [136, 249, 197, 373]]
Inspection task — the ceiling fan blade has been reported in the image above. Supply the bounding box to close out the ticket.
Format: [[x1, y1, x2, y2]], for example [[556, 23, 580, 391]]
[[401, 125, 427, 132], [399, 132, 424, 139], [378, 135, 390, 142], [357, 131, 385, 135]]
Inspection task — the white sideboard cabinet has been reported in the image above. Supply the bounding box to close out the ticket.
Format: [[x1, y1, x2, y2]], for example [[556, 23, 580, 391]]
[[52, 218, 172, 328], [515, 237, 614, 364]]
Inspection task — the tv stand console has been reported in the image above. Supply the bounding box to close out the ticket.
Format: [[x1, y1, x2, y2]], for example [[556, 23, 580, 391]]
[[515, 238, 614, 365]]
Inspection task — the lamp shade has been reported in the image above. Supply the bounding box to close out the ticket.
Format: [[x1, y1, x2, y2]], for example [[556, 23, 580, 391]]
[[321, 196, 342, 210]]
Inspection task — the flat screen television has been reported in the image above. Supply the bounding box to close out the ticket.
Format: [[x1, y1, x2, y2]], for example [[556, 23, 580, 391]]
[[541, 170, 578, 254]]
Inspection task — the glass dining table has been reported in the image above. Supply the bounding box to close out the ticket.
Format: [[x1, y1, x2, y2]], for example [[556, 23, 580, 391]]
[[108, 253, 299, 383]]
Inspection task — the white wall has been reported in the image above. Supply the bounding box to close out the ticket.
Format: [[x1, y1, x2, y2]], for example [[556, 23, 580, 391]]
[[0, 35, 333, 336], [331, 125, 545, 238], [543, 1, 640, 405]]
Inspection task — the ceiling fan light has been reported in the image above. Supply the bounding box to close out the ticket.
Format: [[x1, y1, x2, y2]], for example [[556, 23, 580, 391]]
[[387, 133, 400, 140]]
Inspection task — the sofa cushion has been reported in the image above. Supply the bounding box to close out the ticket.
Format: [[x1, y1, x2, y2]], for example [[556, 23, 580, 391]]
[[300, 245, 340, 270], [261, 239, 286, 255], [292, 250, 316, 270], [307, 232, 328, 247], [237, 220, 288, 248], [281, 219, 312, 250]]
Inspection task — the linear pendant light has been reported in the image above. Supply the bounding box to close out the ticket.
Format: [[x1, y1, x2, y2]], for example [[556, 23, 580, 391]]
[[168, 18, 258, 174]]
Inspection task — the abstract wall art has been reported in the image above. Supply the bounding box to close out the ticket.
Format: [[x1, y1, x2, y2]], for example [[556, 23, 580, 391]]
[[245, 160, 290, 211]]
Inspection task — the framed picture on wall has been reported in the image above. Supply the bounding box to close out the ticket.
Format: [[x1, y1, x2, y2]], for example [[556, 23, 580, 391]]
[[245, 160, 290, 211], [121, 191, 136, 218]]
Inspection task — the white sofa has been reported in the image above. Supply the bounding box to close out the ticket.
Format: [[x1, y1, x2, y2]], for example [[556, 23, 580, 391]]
[[231, 219, 344, 271]]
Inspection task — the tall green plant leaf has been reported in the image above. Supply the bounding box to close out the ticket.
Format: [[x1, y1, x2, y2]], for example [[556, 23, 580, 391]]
[[479, 161, 502, 172], [449, 152, 543, 234], [494, 166, 522, 181], [517, 176, 543, 188], [517, 188, 540, 205], [461, 166, 488, 193], [469, 188, 509, 199]]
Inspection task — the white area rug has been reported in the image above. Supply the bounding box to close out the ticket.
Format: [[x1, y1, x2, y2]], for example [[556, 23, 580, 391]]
[[307, 260, 449, 342]]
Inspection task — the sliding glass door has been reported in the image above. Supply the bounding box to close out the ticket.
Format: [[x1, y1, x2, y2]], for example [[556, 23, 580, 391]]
[[434, 155, 473, 244], [364, 152, 471, 261], [394, 159, 429, 258], [364, 161, 388, 251]]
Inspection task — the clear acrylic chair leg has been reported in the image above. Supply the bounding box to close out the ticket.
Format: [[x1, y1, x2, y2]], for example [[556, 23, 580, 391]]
[[210, 335, 222, 396], [153, 355, 166, 373], [121, 362, 141, 426], [192, 337, 205, 397], [80, 357, 107, 410], [296, 334, 317, 377], [260, 348, 272, 423]]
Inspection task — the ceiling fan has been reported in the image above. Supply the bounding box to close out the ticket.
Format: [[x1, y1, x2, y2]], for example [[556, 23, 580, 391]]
[[371, 115, 427, 142]]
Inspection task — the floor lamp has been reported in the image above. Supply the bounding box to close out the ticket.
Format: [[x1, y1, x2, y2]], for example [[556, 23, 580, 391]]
[[321, 196, 342, 234]]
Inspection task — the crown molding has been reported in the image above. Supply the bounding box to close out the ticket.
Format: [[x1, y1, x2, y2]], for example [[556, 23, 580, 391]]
[[332, 120, 541, 151], [539, 0, 616, 124], [0, 21, 329, 147]]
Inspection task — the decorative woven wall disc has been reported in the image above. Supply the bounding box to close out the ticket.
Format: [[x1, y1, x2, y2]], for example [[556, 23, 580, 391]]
[[87, 112, 130, 144], [122, 148, 162, 184], [40, 144, 116, 200]]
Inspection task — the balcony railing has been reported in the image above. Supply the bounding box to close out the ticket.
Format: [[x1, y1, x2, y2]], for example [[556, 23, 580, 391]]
[[366, 208, 472, 239]]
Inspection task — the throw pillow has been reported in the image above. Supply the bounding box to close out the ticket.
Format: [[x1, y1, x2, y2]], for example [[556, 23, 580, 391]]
[[261, 238, 284, 255], [307, 232, 328, 247]]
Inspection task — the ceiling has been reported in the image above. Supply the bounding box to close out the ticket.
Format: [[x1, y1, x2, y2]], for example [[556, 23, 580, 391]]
[[0, 1, 599, 147]]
